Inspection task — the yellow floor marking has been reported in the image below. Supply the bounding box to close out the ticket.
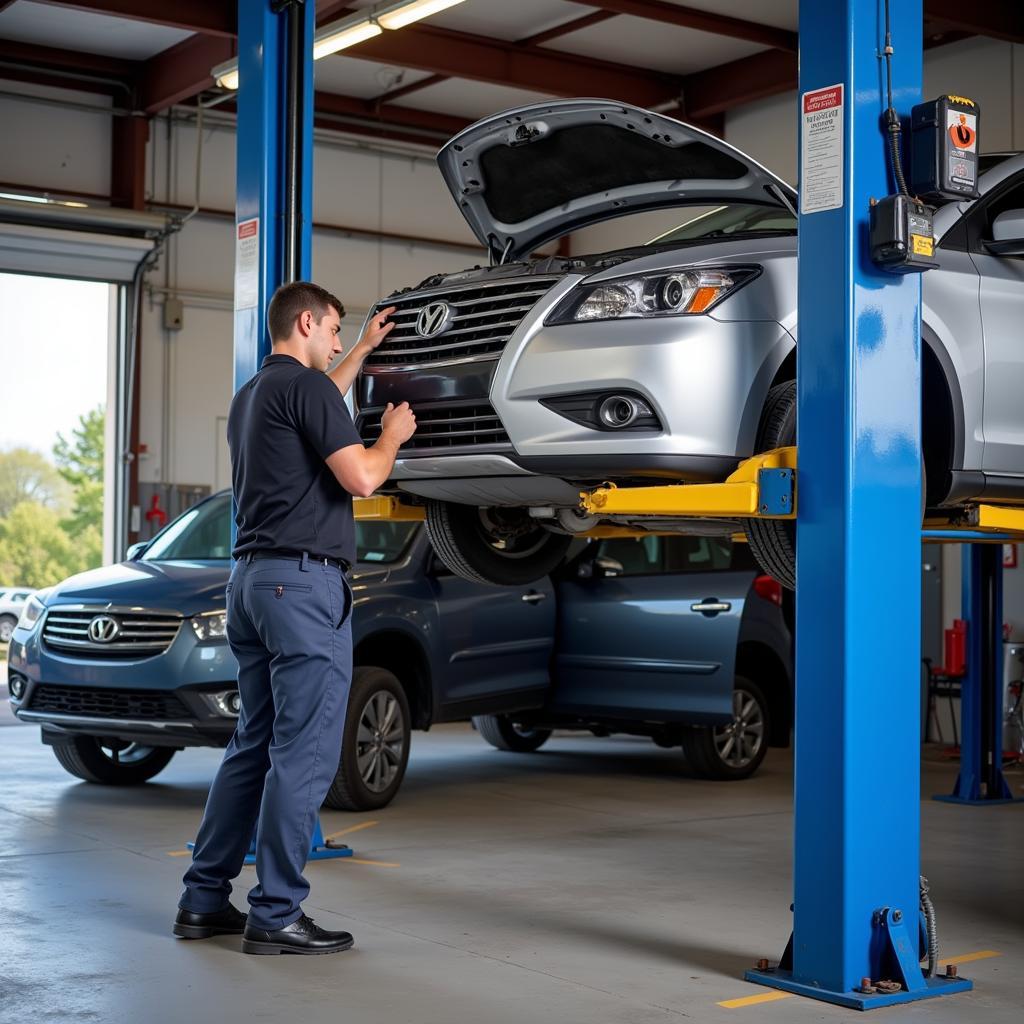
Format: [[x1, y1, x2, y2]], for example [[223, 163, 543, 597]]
[[717, 950, 1003, 1009], [346, 857, 400, 868], [166, 850, 190, 857], [940, 950, 1002, 966], [718, 991, 793, 1009], [323, 820, 380, 841]]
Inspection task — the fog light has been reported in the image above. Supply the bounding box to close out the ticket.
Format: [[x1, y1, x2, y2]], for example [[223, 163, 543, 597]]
[[9, 675, 25, 700], [598, 395, 652, 429], [211, 690, 241, 717]]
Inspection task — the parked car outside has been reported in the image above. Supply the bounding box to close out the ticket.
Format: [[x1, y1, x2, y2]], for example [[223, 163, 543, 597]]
[[7, 490, 791, 808], [0, 588, 37, 644], [354, 98, 1024, 590]]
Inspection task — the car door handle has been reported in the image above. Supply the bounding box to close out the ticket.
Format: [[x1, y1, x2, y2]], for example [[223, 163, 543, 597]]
[[690, 600, 731, 615], [522, 591, 547, 603]]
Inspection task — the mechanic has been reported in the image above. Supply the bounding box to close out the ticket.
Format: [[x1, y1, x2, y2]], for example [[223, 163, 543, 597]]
[[173, 281, 415, 955]]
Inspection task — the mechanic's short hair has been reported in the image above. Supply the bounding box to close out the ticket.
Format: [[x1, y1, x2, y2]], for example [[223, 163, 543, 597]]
[[267, 281, 345, 341]]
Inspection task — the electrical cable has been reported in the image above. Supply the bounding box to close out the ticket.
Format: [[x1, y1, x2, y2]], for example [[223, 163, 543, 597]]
[[882, 0, 910, 196], [920, 875, 939, 977]]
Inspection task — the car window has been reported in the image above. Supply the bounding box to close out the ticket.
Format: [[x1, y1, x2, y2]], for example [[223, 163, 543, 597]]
[[595, 535, 756, 576], [142, 494, 232, 561], [649, 204, 797, 245], [941, 170, 1024, 253], [356, 521, 419, 563], [11, 591, 31, 601]]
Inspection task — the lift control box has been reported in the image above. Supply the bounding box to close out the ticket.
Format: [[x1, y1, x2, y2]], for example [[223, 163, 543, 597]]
[[870, 194, 936, 273], [910, 95, 981, 201]]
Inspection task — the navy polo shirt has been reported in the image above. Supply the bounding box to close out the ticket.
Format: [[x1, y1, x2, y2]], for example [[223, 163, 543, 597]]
[[227, 354, 364, 563]]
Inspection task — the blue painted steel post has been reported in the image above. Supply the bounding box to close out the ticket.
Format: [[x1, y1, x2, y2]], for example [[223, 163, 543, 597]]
[[233, 0, 314, 392], [744, 0, 971, 1008], [935, 544, 1017, 803]]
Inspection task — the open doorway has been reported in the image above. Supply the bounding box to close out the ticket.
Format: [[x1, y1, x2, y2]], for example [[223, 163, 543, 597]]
[[0, 271, 113, 596]]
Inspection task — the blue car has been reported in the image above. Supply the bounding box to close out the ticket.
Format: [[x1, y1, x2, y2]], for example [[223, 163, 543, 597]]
[[8, 491, 791, 809]]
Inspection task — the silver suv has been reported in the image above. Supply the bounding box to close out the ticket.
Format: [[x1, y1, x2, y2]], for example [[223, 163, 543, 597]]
[[355, 99, 1024, 588]]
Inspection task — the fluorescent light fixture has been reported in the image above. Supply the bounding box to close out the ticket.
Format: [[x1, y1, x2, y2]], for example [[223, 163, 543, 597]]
[[210, 0, 468, 90], [312, 18, 382, 60], [376, 0, 467, 30]]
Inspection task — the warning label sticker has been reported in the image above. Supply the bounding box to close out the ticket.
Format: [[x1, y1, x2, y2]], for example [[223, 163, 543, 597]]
[[235, 218, 259, 311], [947, 109, 977, 152], [801, 84, 843, 214]]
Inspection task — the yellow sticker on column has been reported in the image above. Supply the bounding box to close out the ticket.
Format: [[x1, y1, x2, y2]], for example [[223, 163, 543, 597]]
[[911, 234, 934, 257]]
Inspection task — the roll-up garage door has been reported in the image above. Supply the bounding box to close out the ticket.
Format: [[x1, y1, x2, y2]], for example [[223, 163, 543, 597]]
[[0, 197, 167, 281]]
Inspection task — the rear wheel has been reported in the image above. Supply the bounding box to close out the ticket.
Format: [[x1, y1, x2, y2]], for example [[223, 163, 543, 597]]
[[324, 666, 411, 811], [425, 500, 573, 586], [682, 676, 769, 780], [473, 714, 552, 752], [51, 736, 175, 784], [744, 381, 796, 590]]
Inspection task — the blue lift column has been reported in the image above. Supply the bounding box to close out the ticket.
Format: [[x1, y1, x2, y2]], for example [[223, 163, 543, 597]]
[[744, 0, 970, 1008]]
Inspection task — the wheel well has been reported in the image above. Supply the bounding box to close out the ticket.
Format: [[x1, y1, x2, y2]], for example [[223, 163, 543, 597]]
[[354, 631, 432, 729], [769, 344, 955, 506], [737, 641, 791, 747], [922, 343, 956, 507]]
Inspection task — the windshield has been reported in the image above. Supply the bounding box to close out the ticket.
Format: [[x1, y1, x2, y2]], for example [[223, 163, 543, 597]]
[[140, 494, 419, 565], [648, 203, 796, 245], [142, 493, 232, 561]]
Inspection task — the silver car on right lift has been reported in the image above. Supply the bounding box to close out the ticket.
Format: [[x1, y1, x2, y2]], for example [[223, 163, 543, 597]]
[[355, 99, 1024, 589]]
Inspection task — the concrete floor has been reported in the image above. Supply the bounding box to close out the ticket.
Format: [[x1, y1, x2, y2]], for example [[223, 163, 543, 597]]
[[1, 694, 1022, 1024]]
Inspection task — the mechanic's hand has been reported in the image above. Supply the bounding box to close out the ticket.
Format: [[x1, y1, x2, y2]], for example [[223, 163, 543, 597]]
[[381, 401, 417, 444], [358, 306, 397, 353]]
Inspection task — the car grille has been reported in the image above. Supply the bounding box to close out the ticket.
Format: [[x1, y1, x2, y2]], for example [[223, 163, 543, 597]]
[[365, 276, 561, 368], [42, 609, 182, 658], [356, 402, 511, 453], [28, 684, 191, 721]]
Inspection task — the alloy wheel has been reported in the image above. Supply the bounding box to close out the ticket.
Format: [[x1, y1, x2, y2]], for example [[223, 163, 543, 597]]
[[355, 689, 406, 793], [712, 687, 765, 769]]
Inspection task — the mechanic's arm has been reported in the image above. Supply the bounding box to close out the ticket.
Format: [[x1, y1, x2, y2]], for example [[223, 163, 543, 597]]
[[328, 306, 396, 397], [325, 402, 416, 498]]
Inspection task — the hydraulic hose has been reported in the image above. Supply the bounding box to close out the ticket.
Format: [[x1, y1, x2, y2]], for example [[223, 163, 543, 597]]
[[920, 874, 939, 977]]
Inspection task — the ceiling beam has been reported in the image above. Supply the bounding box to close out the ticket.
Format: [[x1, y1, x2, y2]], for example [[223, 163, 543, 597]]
[[923, 0, 1024, 44], [137, 34, 234, 114], [342, 22, 680, 106], [315, 91, 468, 138], [0, 36, 137, 81], [679, 49, 796, 120], [583, 1, 797, 51], [33, 0, 236, 37]]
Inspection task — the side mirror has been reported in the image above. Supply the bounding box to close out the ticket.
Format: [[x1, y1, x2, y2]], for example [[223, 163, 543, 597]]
[[984, 209, 1024, 256], [594, 556, 624, 578], [125, 541, 148, 561]]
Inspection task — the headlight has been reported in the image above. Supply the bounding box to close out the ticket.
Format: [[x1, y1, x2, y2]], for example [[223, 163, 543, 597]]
[[547, 266, 758, 325], [16, 596, 46, 632], [191, 610, 227, 642]]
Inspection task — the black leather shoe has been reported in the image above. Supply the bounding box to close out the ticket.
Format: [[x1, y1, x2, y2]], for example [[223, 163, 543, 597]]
[[241, 913, 355, 956], [173, 903, 248, 939]]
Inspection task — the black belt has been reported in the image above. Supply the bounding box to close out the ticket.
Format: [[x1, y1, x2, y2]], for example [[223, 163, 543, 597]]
[[246, 550, 351, 573]]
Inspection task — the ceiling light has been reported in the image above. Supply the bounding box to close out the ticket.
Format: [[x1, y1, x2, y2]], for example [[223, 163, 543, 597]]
[[211, 60, 239, 91], [312, 18, 382, 60], [376, 0, 467, 31]]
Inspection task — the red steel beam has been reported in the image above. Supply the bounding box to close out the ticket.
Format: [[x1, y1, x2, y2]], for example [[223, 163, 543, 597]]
[[137, 34, 234, 114], [33, 0, 236, 37], [111, 114, 149, 209], [315, 91, 468, 138], [584, 0, 798, 51], [924, 0, 1024, 44]]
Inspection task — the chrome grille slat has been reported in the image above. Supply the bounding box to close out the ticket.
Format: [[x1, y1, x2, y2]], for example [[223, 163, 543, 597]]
[[366, 276, 560, 369], [42, 608, 182, 659]]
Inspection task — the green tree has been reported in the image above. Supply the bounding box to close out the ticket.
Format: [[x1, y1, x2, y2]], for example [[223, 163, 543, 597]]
[[0, 501, 98, 589], [0, 447, 70, 518], [53, 406, 104, 539]]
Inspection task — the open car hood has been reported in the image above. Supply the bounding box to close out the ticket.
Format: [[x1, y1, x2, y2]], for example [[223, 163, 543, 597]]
[[437, 99, 797, 262]]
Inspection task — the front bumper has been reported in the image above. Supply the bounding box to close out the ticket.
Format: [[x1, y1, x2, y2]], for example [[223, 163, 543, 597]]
[[7, 621, 240, 748]]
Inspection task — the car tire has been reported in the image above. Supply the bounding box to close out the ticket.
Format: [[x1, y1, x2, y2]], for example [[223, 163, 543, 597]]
[[323, 666, 411, 812], [425, 500, 573, 586], [744, 381, 796, 591], [51, 736, 175, 784], [682, 676, 770, 781], [473, 714, 552, 752], [0, 614, 16, 644]]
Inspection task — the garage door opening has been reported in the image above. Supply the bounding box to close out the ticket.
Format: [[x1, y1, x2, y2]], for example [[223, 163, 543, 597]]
[[0, 271, 114, 590]]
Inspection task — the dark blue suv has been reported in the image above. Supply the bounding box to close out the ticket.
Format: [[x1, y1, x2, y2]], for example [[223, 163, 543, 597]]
[[8, 491, 791, 809]]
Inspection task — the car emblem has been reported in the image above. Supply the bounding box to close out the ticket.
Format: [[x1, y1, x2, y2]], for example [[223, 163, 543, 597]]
[[87, 615, 120, 643], [415, 301, 454, 339]]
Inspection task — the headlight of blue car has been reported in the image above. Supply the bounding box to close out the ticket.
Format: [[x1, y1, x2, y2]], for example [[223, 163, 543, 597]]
[[16, 595, 46, 632], [191, 610, 227, 642], [547, 266, 759, 324]]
